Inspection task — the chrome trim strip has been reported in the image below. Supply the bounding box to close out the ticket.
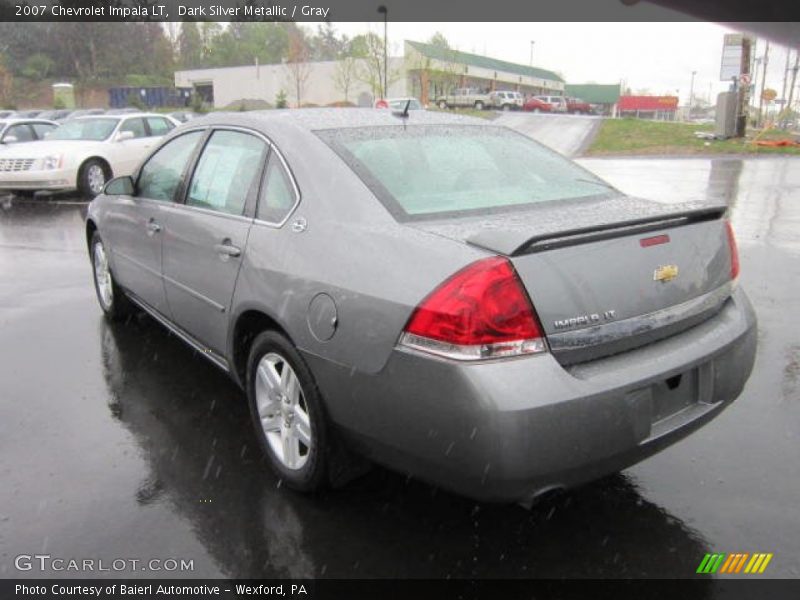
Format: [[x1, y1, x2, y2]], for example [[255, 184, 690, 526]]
[[126, 292, 230, 372], [548, 281, 734, 360], [161, 201, 254, 224], [161, 272, 227, 313]]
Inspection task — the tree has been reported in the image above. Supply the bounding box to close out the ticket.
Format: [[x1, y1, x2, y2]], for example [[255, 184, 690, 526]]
[[333, 56, 358, 103], [22, 53, 55, 79], [285, 30, 312, 107], [179, 22, 203, 69], [428, 32, 450, 50], [350, 32, 396, 98], [310, 23, 348, 61]]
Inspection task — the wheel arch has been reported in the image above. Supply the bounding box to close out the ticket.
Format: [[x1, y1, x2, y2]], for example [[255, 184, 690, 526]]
[[77, 156, 113, 188], [230, 306, 295, 389]]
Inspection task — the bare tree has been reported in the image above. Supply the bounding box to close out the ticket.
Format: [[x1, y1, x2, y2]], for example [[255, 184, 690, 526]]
[[285, 31, 312, 107], [333, 56, 358, 103]]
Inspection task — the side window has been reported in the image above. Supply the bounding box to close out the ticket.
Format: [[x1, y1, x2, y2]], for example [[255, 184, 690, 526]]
[[119, 118, 147, 139], [257, 151, 297, 224], [5, 124, 34, 142], [146, 117, 173, 137], [187, 130, 267, 216], [31, 123, 57, 139], [137, 131, 203, 202]]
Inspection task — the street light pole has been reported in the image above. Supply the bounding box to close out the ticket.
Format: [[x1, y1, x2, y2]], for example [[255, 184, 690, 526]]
[[530, 41, 535, 66], [688, 70, 696, 118], [377, 5, 388, 99]]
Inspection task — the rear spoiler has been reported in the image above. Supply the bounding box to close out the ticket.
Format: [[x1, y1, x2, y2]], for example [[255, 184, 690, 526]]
[[467, 205, 728, 256]]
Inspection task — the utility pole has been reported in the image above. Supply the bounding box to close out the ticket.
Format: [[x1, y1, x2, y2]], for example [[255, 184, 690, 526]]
[[530, 41, 535, 66], [757, 41, 770, 126], [688, 70, 697, 118], [377, 5, 388, 99], [787, 49, 799, 122]]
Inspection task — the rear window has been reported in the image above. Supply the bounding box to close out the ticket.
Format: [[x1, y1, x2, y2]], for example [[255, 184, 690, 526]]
[[318, 125, 616, 221]]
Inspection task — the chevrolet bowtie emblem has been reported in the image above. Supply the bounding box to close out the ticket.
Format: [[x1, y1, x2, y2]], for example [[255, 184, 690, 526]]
[[653, 264, 679, 282]]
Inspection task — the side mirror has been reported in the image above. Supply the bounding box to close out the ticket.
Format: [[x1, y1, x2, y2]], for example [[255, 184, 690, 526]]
[[3, 135, 18, 144], [103, 175, 134, 196], [116, 130, 135, 142]]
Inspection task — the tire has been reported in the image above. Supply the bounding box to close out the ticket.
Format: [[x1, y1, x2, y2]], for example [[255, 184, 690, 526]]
[[502, 104, 511, 112], [438, 100, 448, 110], [533, 108, 541, 114], [474, 101, 485, 111], [90, 231, 133, 321], [12, 190, 35, 198], [247, 330, 331, 492], [78, 159, 110, 198]]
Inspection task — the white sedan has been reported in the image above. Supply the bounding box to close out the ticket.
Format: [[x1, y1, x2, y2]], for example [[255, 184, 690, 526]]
[[0, 113, 179, 197]]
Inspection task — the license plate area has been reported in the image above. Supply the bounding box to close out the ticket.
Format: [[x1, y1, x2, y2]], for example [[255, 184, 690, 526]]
[[652, 369, 697, 423]]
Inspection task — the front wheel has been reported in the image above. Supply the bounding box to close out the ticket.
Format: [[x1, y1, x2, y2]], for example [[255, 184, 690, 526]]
[[438, 100, 448, 110], [247, 331, 331, 491], [90, 231, 133, 321], [79, 159, 109, 198]]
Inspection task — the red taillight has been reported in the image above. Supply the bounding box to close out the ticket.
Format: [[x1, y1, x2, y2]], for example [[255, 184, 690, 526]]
[[725, 220, 740, 280], [400, 257, 547, 360]]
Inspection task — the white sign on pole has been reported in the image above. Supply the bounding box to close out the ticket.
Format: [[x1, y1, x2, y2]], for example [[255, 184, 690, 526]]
[[720, 34, 744, 81]]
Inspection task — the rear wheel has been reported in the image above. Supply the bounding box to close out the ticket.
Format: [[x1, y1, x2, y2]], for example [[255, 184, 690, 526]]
[[247, 331, 330, 491], [474, 100, 485, 110], [90, 231, 133, 321], [502, 104, 511, 112], [79, 159, 109, 198], [438, 100, 448, 110]]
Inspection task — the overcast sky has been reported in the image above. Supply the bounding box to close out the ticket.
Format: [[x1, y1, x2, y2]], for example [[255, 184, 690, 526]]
[[333, 22, 797, 104]]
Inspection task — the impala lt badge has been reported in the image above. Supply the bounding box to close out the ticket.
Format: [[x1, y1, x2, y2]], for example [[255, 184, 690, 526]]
[[654, 264, 679, 282]]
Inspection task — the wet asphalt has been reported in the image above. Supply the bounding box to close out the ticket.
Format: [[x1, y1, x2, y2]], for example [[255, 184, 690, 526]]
[[0, 156, 798, 580]]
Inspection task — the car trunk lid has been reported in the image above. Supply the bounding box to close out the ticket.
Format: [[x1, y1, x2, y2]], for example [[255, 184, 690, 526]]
[[412, 196, 732, 364]]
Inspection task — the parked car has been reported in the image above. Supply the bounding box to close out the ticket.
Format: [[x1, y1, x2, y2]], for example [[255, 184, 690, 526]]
[[0, 113, 178, 197], [168, 111, 203, 123], [535, 95, 568, 113], [374, 97, 424, 111], [14, 109, 46, 118], [65, 109, 107, 120], [0, 110, 17, 119], [566, 97, 593, 114], [522, 97, 554, 113], [490, 90, 524, 111], [436, 88, 493, 111], [37, 109, 76, 122], [105, 108, 141, 115], [0, 119, 59, 145], [85, 109, 756, 505]]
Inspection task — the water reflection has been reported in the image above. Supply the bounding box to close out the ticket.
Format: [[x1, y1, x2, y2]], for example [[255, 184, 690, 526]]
[[99, 318, 714, 582]]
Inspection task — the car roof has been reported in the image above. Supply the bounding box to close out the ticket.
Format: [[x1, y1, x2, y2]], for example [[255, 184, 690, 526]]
[[72, 112, 166, 120], [188, 108, 488, 133], [0, 118, 58, 125]]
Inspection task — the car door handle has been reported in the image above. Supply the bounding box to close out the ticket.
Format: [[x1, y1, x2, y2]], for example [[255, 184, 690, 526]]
[[146, 220, 162, 235], [214, 242, 241, 258]]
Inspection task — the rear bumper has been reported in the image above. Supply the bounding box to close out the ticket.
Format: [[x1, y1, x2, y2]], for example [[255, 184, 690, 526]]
[[307, 287, 757, 503], [0, 168, 75, 191]]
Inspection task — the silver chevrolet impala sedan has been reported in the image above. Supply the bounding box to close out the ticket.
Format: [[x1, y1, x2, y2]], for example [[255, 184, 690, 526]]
[[86, 109, 757, 505]]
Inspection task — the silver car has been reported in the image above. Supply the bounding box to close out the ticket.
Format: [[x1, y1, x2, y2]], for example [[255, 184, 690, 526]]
[[86, 109, 757, 505]]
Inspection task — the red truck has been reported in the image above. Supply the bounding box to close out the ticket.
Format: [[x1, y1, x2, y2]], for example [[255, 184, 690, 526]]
[[566, 97, 592, 114]]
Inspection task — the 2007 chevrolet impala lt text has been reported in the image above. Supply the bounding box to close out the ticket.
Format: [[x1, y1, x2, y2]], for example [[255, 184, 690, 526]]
[[85, 109, 757, 505]]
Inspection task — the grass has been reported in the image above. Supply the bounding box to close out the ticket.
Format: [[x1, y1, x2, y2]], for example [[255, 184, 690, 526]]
[[585, 118, 800, 157]]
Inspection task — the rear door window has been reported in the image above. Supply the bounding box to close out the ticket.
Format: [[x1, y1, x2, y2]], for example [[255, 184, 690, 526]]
[[120, 118, 147, 138], [186, 130, 267, 216], [146, 117, 174, 137]]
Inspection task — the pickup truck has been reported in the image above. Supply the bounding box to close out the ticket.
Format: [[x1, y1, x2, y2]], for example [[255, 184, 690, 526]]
[[566, 97, 593, 114], [436, 88, 493, 111]]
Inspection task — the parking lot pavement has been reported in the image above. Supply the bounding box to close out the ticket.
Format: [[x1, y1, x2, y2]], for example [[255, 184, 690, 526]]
[[496, 112, 602, 156], [0, 156, 798, 579]]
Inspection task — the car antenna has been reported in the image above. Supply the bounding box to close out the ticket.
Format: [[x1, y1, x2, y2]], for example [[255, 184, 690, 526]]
[[392, 99, 412, 119]]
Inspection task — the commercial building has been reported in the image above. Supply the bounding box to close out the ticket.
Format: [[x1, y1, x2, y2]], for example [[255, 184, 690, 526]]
[[173, 40, 565, 109], [564, 83, 621, 116], [618, 95, 680, 120]]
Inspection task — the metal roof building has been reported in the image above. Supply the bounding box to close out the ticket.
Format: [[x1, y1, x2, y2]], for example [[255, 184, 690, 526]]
[[404, 40, 565, 105]]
